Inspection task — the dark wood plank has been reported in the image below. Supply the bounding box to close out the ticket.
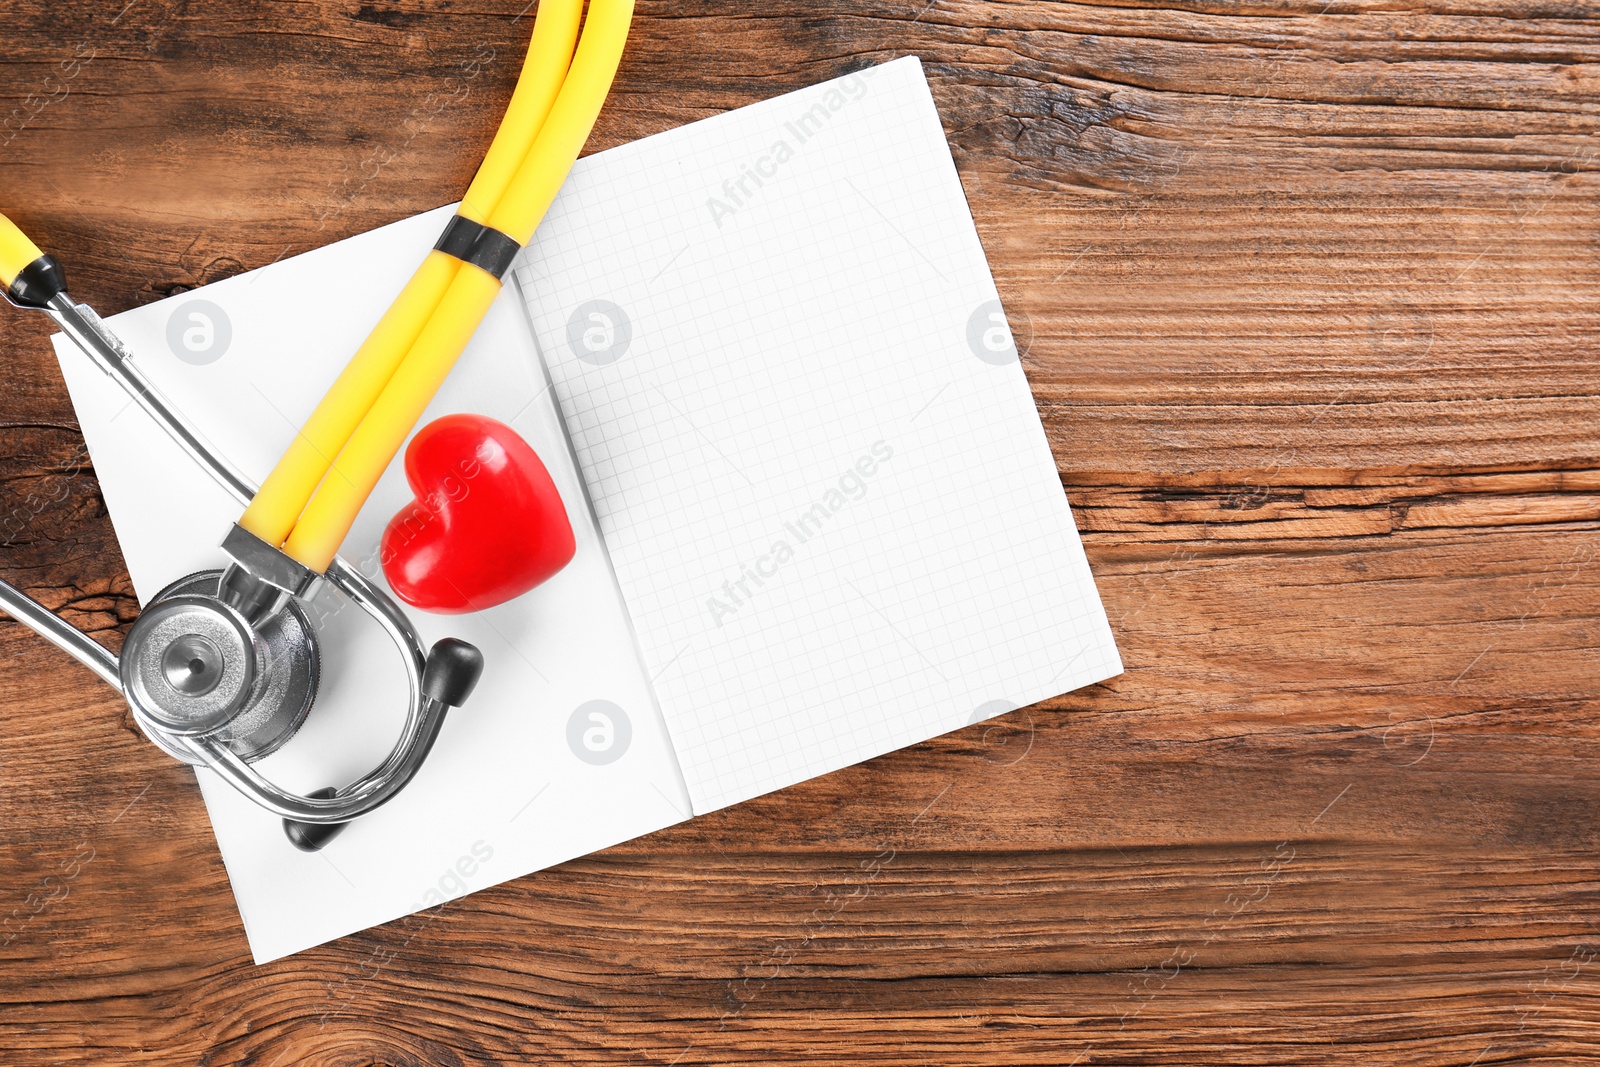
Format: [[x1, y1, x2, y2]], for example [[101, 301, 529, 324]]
[[4, 1, 1600, 1064]]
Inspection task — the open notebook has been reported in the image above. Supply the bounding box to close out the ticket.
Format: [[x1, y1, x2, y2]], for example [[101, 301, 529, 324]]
[[54, 56, 1120, 962]]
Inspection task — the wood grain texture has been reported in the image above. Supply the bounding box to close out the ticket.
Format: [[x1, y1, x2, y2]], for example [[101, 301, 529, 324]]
[[2, 1, 1598, 1063]]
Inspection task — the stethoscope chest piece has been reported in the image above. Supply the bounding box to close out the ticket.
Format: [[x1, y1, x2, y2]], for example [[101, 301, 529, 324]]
[[121, 570, 318, 766]]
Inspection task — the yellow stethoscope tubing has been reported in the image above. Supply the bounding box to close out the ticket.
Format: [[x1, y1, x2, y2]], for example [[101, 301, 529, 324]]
[[0, 214, 44, 291], [457, 0, 585, 228], [238, 0, 584, 549], [281, 0, 634, 572], [482, 0, 634, 246]]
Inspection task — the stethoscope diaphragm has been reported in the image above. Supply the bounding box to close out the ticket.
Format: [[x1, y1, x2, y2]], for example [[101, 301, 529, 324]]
[[121, 570, 319, 766]]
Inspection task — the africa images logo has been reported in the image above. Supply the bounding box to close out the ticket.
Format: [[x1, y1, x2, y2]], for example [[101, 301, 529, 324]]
[[966, 299, 1026, 365], [166, 299, 232, 366], [567, 700, 632, 765], [704, 69, 872, 228], [567, 299, 632, 366]]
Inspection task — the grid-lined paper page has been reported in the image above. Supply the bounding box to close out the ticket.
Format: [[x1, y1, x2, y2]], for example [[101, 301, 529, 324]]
[[516, 56, 1121, 812]]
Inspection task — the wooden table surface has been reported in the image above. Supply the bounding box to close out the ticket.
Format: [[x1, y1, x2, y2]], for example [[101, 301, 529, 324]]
[[3, 1, 1598, 1064]]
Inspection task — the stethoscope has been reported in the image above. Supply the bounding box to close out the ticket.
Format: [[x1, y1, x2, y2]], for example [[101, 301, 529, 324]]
[[0, 0, 632, 852]]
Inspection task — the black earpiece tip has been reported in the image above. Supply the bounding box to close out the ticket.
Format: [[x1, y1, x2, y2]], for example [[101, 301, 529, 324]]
[[7, 254, 67, 308], [282, 642, 482, 852], [283, 786, 349, 852], [422, 637, 484, 708]]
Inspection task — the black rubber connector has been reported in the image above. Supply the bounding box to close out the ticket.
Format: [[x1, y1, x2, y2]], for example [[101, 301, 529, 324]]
[[6, 254, 67, 308], [432, 215, 521, 280], [283, 786, 349, 853], [422, 637, 485, 708]]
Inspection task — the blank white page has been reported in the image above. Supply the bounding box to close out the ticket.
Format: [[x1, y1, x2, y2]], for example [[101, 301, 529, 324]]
[[516, 56, 1121, 812]]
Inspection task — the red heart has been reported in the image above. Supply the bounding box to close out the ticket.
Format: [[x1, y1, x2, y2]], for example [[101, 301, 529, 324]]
[[380, 414, 575, 614]]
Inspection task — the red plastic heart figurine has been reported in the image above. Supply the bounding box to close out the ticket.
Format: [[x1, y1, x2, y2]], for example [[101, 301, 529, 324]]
[[380, 414, 575, 614]]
